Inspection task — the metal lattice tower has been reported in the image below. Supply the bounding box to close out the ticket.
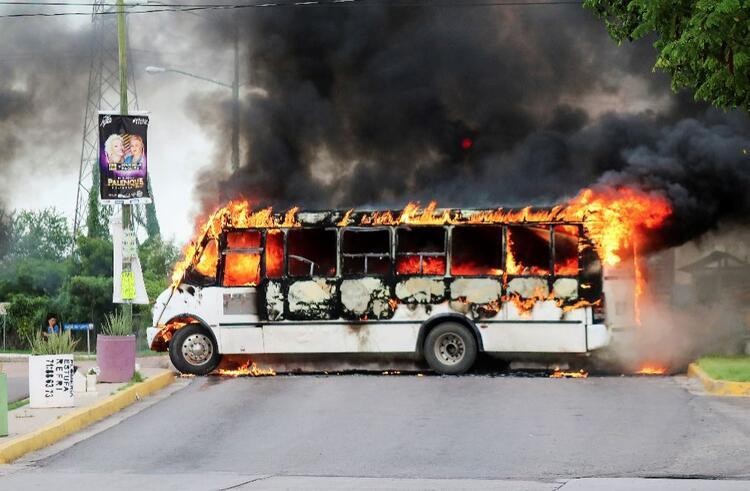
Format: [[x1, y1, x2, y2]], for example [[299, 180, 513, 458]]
[[73, 1, 159, 241]]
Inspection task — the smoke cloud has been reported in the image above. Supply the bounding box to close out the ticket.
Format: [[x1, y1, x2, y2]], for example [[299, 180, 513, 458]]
[[186, 4, 748, 254], [0, 13, 94, 201]]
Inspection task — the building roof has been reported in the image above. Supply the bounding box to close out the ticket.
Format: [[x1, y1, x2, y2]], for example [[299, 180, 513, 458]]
[[679, 250, 750, 274]]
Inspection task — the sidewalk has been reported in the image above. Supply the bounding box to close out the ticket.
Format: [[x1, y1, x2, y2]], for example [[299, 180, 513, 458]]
[[1, 354, 173, 403], [0, 356, 176, 463]]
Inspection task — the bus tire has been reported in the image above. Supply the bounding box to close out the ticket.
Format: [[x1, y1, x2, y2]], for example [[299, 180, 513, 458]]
[[423, 322, 477, 375], [169, 323, 222, 375]]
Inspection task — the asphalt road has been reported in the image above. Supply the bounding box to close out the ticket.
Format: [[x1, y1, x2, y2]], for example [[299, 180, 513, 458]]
[[3, 374, 750, 489]]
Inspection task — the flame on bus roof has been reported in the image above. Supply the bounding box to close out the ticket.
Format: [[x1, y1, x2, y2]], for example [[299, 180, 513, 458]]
[[171, 186, 672, 288]]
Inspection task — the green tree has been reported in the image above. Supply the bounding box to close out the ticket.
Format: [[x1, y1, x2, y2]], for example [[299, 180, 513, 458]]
[[139, 237, 179, 301], [0, 207, 72, 301], [86, 166, 109, 239], [9, 208, 71, 261], [5, 294, 52, 348], [584, 0, 750, 111], [0, 205, 10, 261], [0, 258, 68, 298], [75, 236, 113, 277], [60, 275, 114, 326]]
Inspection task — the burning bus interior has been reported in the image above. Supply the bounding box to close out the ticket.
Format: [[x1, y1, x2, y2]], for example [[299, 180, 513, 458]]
[[147, 200, 622, 380], [173, 207, 602, 324], [158, 190, 750, 376]]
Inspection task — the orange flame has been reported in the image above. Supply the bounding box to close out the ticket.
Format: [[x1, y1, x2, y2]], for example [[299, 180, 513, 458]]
[[550, 368, 588, 378], [172, 200, 299, 287], [171, 187, 672, 317], [395, 256, 446, 275], [635, 364, 667, 375], [216, 360, 276, 377], [562, 187, 671, 267]]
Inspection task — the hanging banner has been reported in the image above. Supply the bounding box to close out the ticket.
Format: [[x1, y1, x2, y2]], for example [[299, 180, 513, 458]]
[[98, 112, 151, 204]]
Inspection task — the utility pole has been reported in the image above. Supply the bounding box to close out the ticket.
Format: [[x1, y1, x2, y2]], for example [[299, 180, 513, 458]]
[[117, 0, 132, 325], [231, 20, 240, 171], [73, 0, 159, 244]]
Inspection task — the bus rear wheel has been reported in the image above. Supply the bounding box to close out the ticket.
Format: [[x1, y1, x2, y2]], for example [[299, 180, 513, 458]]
[[423, 322, 477, 375], [169, 323, 222, 375]]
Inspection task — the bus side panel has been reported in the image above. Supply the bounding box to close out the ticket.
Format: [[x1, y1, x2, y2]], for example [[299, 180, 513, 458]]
[[219, 327, 265, 354], [262, 323, 420, 353], [602, 266, 637, 330], [481, 322, 587, 353]]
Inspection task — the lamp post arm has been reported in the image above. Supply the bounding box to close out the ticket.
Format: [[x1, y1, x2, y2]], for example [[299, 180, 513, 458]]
[[164, 68, 233, 89]]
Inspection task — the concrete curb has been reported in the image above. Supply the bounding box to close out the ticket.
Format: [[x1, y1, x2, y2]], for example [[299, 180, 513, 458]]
[[0, 354, 30, 362], [0, 354, 98, 362], [0, 370, 176, 464], [687, 363, 750, 397]]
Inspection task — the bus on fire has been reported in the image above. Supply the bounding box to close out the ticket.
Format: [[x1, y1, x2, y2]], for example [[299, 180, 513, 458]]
[[147, 201, 641, 375]]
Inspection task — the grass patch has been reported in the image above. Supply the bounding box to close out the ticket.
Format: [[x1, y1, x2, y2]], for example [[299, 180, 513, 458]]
[[8, 397, 29, 411], [137, 350, 164, 357], [697, 356, 750, 382], [115, 371, 146, 392]]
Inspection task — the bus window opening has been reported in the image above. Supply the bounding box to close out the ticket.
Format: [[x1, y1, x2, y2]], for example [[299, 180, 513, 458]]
[[265, 229, 284, 278], [187, 238, 218, 284], [342, 228, 391, 275], [506, 225, 551, 276], [223, 230, 262, 286], [554, 225, 579, 275], [194, 239, 218, 278], [451, 226, 503, 276], [396, 227, 446, 275], [287, 228, 337, 277]]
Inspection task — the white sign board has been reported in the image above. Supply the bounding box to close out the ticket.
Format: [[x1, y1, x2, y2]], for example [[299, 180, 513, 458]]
[[123, 229, 138, 259], [29, 354, 75, 408], [111, 215, 149, 304]]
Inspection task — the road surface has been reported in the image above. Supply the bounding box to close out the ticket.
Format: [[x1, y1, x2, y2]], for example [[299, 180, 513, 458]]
[[2, 373, 750, 489]]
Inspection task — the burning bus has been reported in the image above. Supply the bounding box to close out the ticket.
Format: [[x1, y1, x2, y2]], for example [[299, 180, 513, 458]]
[[147, 189, 671, 375]]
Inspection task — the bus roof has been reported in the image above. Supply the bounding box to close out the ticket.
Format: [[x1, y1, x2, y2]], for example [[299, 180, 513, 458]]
[[212, 204, 586, 230]]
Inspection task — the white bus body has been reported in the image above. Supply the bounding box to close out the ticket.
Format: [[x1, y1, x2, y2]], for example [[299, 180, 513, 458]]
[[148, 210, 614, 374]]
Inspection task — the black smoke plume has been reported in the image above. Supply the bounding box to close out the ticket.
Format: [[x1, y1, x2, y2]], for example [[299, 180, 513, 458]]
[[0, 13, 94, 201], [188, 4, 749, 250]]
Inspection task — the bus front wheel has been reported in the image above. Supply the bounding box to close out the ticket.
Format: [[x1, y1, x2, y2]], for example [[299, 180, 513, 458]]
[[169, 323, 222, 375], [423, 322, 477, 375]]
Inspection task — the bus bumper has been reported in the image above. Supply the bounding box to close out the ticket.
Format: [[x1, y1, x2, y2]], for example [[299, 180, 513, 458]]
[[146, 327, 159, 350], [587, 323, 610, 350]]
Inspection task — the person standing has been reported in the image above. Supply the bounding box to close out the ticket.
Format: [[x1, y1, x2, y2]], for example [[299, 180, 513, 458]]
[[43, 314, 61, 337]]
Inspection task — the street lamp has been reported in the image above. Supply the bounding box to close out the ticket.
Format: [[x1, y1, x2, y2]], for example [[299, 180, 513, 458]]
[[146, 62, 240, 171], [145, 66, 233, 89]]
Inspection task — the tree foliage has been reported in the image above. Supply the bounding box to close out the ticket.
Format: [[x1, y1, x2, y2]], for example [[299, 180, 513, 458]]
[[60, 275, 114, 327], [584, 0, 750, 111], [140, 237, 179, 301], [0, 206, 178, 349], [0, 206, 11, 261], [85, 167, 111, 239], [0, 258, 68, 298], [8, 208, 71, 261], [75, 236, 113, 277], [5, 294, 51, 347]]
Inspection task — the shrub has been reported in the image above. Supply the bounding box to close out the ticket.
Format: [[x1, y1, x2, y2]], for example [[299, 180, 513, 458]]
[[6, 295, 48, 348], [28, 330, 78, 355], [101, 309, 132, 336]]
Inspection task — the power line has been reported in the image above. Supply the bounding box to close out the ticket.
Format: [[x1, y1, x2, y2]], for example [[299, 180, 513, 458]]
[[0, 0, 581, 4], [0, 0, 583, 19]]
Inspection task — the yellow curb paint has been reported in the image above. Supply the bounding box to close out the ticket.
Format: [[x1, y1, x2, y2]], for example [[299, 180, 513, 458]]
[[687, 363, 750, 397], [0, 370, 176, 464]]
